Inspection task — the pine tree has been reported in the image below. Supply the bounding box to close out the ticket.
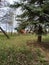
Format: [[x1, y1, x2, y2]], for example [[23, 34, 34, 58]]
[[10, 0, 49, 42]]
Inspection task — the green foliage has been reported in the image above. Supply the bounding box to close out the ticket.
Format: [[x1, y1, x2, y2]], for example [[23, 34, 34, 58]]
[[15, 21, 30, 32], [10, 2, 22, 8], [10, 0, 49, 34]]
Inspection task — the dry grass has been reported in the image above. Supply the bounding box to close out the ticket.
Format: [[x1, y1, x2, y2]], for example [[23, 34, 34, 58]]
[[0, 33, 49, 65]]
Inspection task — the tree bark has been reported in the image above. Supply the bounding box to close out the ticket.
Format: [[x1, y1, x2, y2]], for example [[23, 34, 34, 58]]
[[0, 27, 9, 39], [37, 24, 43, 42], [38, 35, 42, 42]]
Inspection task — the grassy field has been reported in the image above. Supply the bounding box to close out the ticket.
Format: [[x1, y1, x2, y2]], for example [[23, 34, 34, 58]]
[[0, 33, 49, 65]]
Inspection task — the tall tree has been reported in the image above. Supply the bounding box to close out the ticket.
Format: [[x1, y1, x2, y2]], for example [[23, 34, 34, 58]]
[[10, 0, 49, 42]]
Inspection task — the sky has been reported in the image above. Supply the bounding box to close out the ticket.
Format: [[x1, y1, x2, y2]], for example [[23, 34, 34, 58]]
[[0, 0, 21, 32], [6, 0, 19, 4]]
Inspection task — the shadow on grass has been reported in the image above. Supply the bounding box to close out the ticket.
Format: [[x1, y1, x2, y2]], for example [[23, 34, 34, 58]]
[[27, 40, 49, 51]]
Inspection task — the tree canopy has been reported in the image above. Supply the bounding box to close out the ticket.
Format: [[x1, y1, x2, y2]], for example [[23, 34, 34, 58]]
[[10, 0, 49, 42], [10, 0, 49, 24]]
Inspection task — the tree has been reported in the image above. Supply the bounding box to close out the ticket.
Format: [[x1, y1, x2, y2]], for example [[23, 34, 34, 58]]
[[10, 0, 49, 42], [0, 0, 10, 39], [0, 0, 15, 38]]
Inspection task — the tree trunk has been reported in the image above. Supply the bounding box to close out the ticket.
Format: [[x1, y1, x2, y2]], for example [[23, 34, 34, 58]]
[[37, 24, 43, 42], [38, 35, 42, 42], [0, 27, 9, 39]]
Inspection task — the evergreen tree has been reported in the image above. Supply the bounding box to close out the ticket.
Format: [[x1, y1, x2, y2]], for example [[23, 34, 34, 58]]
[[10, 0, 49, 42]]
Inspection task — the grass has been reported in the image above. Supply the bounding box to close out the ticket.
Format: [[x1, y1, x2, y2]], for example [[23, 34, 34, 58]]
[[0, 33, 49, 65], [42, 34, 49, 42]]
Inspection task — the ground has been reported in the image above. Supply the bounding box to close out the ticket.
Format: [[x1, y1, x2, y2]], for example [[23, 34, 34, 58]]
[[0, 33, 49, 65]]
